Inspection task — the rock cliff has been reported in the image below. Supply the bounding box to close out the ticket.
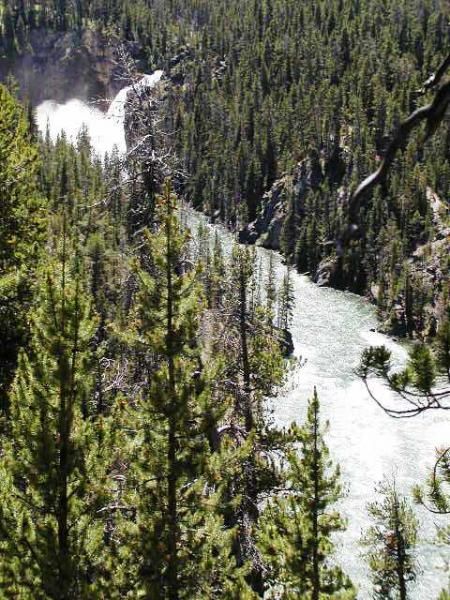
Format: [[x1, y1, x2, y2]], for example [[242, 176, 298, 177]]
[[238, 150, 324, 250], [0, 29, 145, 105]]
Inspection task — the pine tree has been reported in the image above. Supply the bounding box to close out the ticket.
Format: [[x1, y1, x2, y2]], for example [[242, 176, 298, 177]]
[[277, 266, 295, 332], [210, 243, 287, 595], [436, 314, 450, 381], [0, 84, 45, 411], [266, 252, 277, 325], [358, 340, 449, 416], [280, 192, 297, 259], [259, 388, 355, 599], [0, 230, 110, 597], [210, 231, 226, 308], [362, 478, 418, 600], [126, 181, 245, 599], [413, 446, 450, 584]]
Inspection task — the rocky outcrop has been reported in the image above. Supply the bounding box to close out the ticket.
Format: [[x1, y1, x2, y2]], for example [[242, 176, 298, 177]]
[[239, 150, 324, 250], [410, 235, 449, 336], [238, 176, 286, 248], [164, 46, 195, 86], [377, 188, 450, 338], [314, 257, 340, 287], [0, 29, 145, 105], [277, 327, 295, 357]]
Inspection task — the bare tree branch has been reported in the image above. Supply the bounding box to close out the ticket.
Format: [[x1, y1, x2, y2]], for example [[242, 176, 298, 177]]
[[422, 51, 450, 91], [344, 52, 450, 236], [361, 375, 450, 418], [350, 79, 450, 221]]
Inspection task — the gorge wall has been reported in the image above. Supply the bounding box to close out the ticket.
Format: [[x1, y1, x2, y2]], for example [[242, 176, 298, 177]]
[[0, 29, 145, 105]]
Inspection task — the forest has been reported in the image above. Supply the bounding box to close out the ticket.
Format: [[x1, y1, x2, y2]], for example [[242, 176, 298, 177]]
[[0, 0, 449, 598]]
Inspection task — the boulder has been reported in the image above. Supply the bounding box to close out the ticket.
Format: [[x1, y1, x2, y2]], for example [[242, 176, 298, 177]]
[[276, 327, 295, 357], [314, 257, 339, 287]]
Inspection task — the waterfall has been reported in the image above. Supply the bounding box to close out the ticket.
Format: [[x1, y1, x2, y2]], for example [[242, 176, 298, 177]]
[[35, 70, 164, 157], [106, 70, 163, 123]]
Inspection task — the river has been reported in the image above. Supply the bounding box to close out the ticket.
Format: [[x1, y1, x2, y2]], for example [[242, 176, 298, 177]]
[[35, 74, 449, 599]]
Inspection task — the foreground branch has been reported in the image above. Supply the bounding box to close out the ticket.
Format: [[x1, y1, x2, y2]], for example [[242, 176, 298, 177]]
[[345, 52, 450, 235]]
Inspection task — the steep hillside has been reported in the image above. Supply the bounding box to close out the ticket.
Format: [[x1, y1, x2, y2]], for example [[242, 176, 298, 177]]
[[1, 0, 449, 339]]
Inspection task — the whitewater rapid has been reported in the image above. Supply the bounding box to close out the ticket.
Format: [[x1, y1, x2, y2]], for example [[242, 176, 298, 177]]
[[35, 74, 449, 599]]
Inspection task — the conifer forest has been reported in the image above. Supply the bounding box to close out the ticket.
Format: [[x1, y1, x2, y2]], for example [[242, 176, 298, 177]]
[[0, 0, 449, 597]]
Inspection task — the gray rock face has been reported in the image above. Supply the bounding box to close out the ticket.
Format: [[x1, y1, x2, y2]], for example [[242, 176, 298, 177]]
[[0, 30, 144, 105], [257, 216, 285, 249], [277, 327, 294, 356], [241, 177, 287, 248], [239, 151, 324, 250], [314, 257, 339, 287]]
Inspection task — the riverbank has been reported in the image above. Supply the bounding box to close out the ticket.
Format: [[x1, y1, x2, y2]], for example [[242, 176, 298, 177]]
[[182, 206, 448, 600]]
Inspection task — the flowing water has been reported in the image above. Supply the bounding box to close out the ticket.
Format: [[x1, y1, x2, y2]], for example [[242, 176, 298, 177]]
[[36, 74, 449, 599], [36, 70, 163, 155]]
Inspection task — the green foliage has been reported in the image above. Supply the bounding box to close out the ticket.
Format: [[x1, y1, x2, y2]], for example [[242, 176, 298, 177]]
[[0, 83, 45, 410], [0, 236, 111, 598], [436, 316, 450, 379], [358, 345, 393, 379], [413, 446, 450, 570], [408, 343, 436, 394], [277, 267, 295, 332], [359, 329, 449, 593], [2, 0, 449, 339], [362, 479, 419, 600], [265, 252, 277, 323], [358, 339, 449, 416], [124, 182, 247, 598], [259, 389, 355, 599], [1, 3, 449, 594], [416, 449, 450, 514], [159, 0, 449, 334]]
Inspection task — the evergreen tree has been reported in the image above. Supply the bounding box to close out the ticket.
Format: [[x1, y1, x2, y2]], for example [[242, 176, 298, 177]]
[[358, 340, 449, 417], [280, 192, 297, 259], [210, 231, 226, 308], [211, 244, 287, 595], [266, 252, 277, 325], [277, 266, 295, 332], [436, 314, 450, 381], [126, 181, 245, 599], [0, 84, 45, 411], [1, 2, 449, 595], [359, 323, 449, 594], [259, 388, 355, 599], [0, 231, 110, 597], [362, 478, 419, 600], [413, 446, 450, 586]]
